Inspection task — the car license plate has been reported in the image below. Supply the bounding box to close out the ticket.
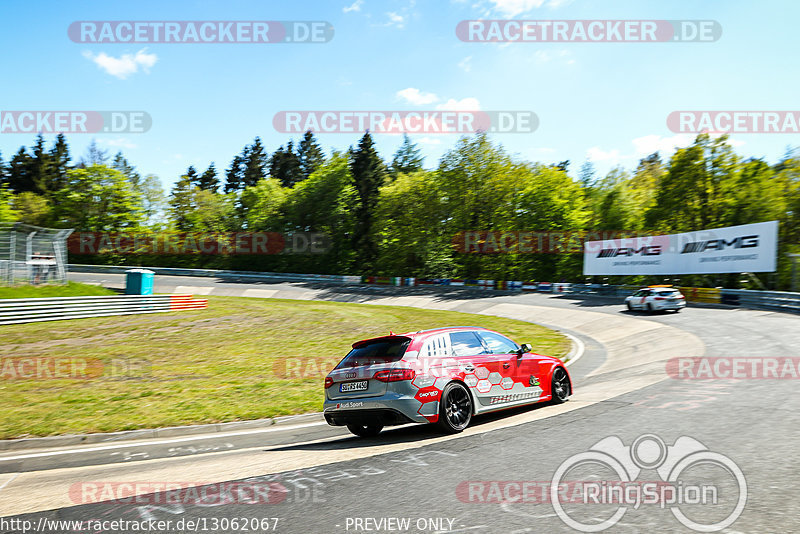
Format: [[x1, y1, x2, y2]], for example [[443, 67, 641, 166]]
[[340, 380, 368, 393], [668, 298, 676, 302]]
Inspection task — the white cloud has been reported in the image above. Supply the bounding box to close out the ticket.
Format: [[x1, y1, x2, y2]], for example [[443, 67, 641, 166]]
[[488, 0, 545, 17], [397, 87, 440, 105], [416, 136, 442, 145], [436, 97, 481, 111], [97, 137, 138, 149], [343, 0, 363, 13], [533, 49, 572, 64], [83, 49, 157, 79], [458, 56, 472, 72], [632, 134, 694, 157], [386, 11, 405, 28], [586, 146, 625, 164]]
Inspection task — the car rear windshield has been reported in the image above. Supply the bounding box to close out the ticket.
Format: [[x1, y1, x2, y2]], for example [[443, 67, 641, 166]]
[[335, 338, 411, 368], [655, 290, 680, 296]]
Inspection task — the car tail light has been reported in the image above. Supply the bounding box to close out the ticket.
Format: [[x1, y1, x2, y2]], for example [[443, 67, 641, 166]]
[[324, 377, 334, 388], [654, 297, 666, 300], [374, 369, 415, 382]]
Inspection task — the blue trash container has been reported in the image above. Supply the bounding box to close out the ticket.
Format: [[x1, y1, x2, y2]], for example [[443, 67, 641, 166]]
[[125, 269, 155, 295]]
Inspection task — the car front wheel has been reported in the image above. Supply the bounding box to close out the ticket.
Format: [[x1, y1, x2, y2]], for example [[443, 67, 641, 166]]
[[551, 367, 571, 404], [437, 382, 473, 433]]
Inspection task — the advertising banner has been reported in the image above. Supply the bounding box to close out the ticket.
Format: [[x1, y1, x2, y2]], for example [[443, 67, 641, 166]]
[[583, 221, 778, 275]]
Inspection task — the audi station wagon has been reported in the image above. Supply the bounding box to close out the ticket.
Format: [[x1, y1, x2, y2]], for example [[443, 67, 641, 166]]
[[323, 326, 572, 437]]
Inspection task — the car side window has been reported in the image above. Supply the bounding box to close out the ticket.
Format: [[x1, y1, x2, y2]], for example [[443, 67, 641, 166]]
[[478, 332, 519, 354], [420, 334, 451, 358], [449, 331, 488, 357]]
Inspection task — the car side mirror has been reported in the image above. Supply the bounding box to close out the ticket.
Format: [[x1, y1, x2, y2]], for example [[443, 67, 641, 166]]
[[518, 343, 532, 355]]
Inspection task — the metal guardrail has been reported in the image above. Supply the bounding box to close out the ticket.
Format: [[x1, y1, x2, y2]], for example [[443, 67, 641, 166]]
[[68, 264, 362, 285], [67, 264, 800, 315], [0, 294, 208, 325]]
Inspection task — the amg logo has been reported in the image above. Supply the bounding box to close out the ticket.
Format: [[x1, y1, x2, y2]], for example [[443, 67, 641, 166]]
[[596, 246, 661, 258], [681, 235, 758, 254]]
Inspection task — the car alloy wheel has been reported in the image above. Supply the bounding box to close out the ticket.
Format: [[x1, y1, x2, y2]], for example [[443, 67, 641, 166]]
[[438, 382, 472, 433]]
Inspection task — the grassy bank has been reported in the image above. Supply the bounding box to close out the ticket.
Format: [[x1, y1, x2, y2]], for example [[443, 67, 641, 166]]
[[0, 296, 569, 438], [0, 282, 118, 299]]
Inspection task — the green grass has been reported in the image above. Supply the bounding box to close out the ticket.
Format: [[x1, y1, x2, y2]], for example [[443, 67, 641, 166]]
[[0, 296, 570, 438], [0, 282, 118, 299]]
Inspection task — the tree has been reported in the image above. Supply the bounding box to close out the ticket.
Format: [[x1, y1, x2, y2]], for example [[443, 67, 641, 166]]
[[112, 152, 141, 188], [139, 174, 166, 227], [0, 185, 17, 222], [269, 141, 302, 187], [348, 132, 387, 270], [242, 137, 268, 187], [169, 175, 234, 232], [11, 192, 51, 225], [47, 134, 71, 194], [578, 160, 595, 188], [82, 140, 109, 166], [185, 165, 199, 187], [225, 155, 245, 193], [297, 130, 325, 181], [8, 147, 35, 193], [198, 163, 220, 192], [55, 165, 142, 230], [389, 134, 424, 176]]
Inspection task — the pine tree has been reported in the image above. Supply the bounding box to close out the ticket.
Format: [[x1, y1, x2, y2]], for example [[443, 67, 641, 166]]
[[269, 142, 302, 187], [297, 130, 325, 181], [48, 133, 71, 193], [83, 140, 108, 166], [112, 152, 141, 188], [349, 131, 387, 270], [389, 134, 424, 176], [198, 163, 220, 192], [242, 137, 268, 187], [0, 150, 8, 187], [185, 165, 199, 187], [225, 155, 245, 193], [8, 147, 34, 193]]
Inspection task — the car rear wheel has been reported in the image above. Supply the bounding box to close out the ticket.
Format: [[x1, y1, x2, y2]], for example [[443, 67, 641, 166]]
[[437, 382, 472, 433], [551, 367, 570, 404], [346, 422, 383, 437]]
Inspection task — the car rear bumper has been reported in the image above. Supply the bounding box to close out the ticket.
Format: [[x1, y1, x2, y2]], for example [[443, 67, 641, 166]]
[[323, 396, 433, 426]]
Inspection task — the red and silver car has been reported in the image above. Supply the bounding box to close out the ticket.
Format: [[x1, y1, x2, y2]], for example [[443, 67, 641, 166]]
[[323, 326, 572, 437]]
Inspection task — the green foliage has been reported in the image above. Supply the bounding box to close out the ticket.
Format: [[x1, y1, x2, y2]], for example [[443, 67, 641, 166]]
[[56, 165, 143, 231], [0, 185, 17, 222]]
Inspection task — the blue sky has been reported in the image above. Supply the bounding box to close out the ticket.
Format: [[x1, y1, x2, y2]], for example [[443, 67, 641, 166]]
[[1, 0, 798, 190]]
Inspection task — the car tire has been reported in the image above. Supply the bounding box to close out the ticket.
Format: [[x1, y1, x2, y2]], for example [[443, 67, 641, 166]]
[[550, 367, 571, 404], [626, 302, 633, 312], [437, 382, 473, 434], [346, 422, 383, 438], [647, 303, 655, 313]]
